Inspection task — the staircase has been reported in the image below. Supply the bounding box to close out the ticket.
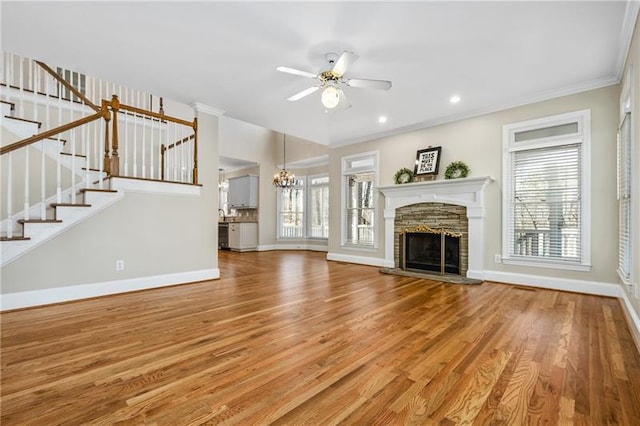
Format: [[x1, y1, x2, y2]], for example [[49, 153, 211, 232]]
[[1, 52, 198, 267], [1, 97, 123, 266]]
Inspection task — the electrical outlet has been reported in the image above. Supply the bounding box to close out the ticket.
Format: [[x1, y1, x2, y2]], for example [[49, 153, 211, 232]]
[[494, 254, 502, 263], [116, 260, 125, 271]]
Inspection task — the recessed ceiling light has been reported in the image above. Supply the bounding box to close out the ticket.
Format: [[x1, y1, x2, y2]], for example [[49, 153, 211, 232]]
[[449, 95, 461, 104], [378, 116, 387, 124]]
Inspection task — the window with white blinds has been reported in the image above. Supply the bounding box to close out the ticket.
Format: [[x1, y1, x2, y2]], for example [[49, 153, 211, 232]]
[[342, 152, 378, 248], [502, 110, 591, 270], [618, 112, 632, 282], [277, 178, 305, 239]]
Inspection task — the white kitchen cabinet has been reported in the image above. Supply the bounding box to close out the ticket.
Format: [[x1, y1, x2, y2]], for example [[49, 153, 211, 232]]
[[228, 222, 258, 252], [229, 175, 259, 209]]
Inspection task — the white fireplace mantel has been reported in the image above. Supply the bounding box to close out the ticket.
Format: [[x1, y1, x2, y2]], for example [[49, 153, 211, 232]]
[[378, 176, 494, 279]]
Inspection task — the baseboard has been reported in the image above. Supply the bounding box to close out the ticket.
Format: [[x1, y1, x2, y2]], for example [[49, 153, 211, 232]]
[[619, 288, 640, 353], [483, 270, 620, 297], [258, 244, 328, 252], [0, 268, 220, 311], [326, 252, 387, 267]]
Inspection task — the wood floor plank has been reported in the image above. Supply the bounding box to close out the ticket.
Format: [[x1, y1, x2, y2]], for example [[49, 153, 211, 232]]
[[2, 250, 640, 425]]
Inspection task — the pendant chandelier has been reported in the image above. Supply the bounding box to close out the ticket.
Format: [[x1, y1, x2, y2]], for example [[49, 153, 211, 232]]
[[273, 134, 296, 188]]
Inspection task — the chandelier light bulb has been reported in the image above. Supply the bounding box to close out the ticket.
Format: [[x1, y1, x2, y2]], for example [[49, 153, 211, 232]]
[[321, 86, 340, 109]]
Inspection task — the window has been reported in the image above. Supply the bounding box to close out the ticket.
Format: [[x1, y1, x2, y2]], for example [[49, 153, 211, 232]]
[[308, 175, 329, 239], [277, 178, 305, 239], [277, 175, 330, 240], [502, 110, 591, 270], [618, 68, 633, 285], [342, 152, 378, 248]]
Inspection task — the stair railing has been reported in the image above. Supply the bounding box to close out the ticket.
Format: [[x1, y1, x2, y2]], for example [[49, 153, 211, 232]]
[[107, 95, 198, 184], [1, 103, 110, 238]]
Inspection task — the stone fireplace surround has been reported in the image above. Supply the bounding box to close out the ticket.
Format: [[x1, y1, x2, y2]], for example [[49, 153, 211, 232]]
[[378, 176, 493, 280]]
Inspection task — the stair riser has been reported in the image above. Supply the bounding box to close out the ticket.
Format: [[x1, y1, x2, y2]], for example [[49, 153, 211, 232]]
[[54, 206, 92, 221]]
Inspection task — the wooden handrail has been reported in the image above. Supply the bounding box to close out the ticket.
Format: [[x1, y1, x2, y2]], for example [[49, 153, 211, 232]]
[[0, 106, 109, 156], [35, 61, 101, 112], [116, 102, 195, 128], [164, 134, 195, 151]]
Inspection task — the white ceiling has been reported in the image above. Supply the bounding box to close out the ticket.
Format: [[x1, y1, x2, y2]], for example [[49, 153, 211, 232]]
[[2, 1, 637, 147]]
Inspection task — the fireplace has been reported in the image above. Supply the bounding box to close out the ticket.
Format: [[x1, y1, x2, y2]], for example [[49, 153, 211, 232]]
[[402, 229, 461, 274], [378, 176, 493, 281]]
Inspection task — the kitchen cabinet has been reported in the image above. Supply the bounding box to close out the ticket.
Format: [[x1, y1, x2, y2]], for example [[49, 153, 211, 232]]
[[229, 175, 259, 209], [229, 222, 258, 252]]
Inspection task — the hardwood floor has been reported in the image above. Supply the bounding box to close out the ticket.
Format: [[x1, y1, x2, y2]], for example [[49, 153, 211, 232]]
[[2, 250, 639, 425]]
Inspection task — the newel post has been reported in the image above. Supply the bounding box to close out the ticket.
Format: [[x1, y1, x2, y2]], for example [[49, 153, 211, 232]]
[[102, 99, 111, 174], [110, 95, 120, 176], [192, 117, 198, 184]]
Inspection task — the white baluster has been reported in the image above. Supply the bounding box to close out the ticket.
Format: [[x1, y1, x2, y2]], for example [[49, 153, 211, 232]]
[[150, 116, 155, 179], [7, 153, 13, 238], [142, 111, 146, 178], [98, 118, 104, 190], [23, 144, 29, 220], [19, 57, 24, 116], [56, 91, 62, 203], [40, 140, 46, 220], [172, 122, 178, 181], [134, 91, 139, 177], [84, 125, 90, 188], [123, 88, 129, 176], [71, 128, 76, 204]]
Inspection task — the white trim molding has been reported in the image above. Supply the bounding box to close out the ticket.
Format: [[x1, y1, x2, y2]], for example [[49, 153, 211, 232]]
[[110, 177, 201, 196], [190, 102, 225, 117], [326, 252, 387, 268], [378, 176, 494, 276], [258, 244, 328, 252], [0, 268, 220, 311], [484, 270, 619, 297]]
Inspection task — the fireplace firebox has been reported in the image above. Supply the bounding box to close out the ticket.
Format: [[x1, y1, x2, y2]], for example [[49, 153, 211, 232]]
[[401, 227, 461, 275]]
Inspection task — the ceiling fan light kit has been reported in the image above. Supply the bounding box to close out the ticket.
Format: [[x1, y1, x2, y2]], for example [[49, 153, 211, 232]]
[[277, 50, 391, 110]]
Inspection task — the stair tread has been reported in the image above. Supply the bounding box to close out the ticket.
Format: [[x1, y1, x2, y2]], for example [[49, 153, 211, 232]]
[[4, 115, 42, 128], [0, 99, 15, 110], [18, 219, 63, 224], [47, 136, 67, 144], [1, 236, 30, 241], [81, 167, 107, 172], [50, 203, 92, 208], [81, 188, 117, 193], [60, 152, 87, 158]]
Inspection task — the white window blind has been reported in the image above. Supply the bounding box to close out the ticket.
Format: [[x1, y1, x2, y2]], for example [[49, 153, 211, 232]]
[[341, 152, 377, 248], [309, 176, 329, 239], [278, 179, 305, 239], [502, 110, 590, 270], [509, 144, 581, 262], [345, 171, 375, 246], [618, 112, 632, 282]]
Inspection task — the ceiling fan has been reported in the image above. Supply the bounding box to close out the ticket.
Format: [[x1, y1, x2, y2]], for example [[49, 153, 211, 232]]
[[276, 51, 392, 110]]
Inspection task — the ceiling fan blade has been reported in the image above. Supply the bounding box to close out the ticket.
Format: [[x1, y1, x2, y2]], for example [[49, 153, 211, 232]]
[[346, 78, 392, 90], [287, 86, 319, 101], [276, 66, 318, 79], [332, 51, 358, 76]]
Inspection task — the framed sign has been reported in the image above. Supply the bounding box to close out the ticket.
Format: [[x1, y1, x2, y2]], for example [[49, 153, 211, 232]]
[[414, 146, 442, 176]]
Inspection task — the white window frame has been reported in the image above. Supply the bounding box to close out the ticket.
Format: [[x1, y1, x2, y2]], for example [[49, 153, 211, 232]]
[[276, 178, 306, 240], [307, 173, 329, 240], [502, 110, 591, 271], [341, 151, 379, 249], [618, 65, 634, 288]]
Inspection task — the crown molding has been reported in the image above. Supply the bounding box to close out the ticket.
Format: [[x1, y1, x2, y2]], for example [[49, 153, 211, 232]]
[[616, 0, 640, 79], [191, 102, 225, 117]]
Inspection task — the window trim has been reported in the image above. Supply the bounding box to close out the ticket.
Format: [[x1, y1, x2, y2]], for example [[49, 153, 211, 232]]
[[341, 151, 379, 249], [276, 178, 306, 240], [501, 109, 591, 271], [306, 173, 329, 240], [617, 64, 634, 287]]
